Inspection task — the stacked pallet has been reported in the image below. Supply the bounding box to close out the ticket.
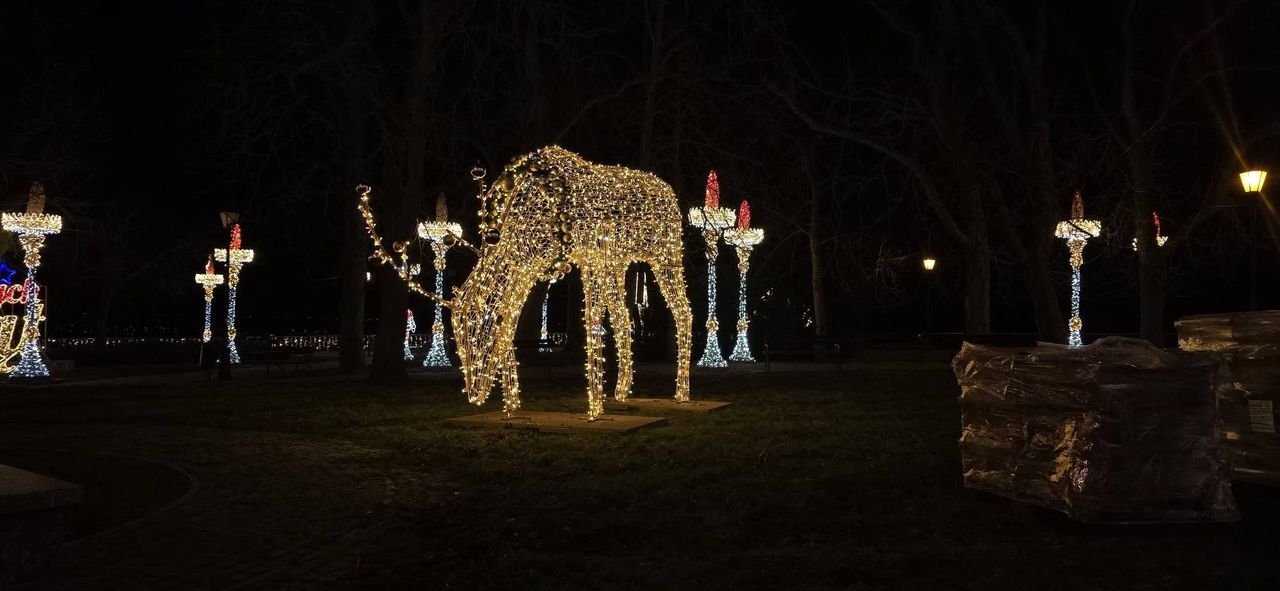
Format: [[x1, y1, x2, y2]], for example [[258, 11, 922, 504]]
[[953, 337, 1237, 523], [1177, 310, 1280, 484]]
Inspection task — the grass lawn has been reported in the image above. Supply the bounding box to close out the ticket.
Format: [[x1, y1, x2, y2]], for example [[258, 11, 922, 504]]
[[2, 363, 1278, 589]]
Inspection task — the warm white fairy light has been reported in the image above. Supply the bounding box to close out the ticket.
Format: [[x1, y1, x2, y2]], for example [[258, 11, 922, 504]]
[[689, 170, 735, 368], [194, 255, 224, 343], [723, 201, 763, 362], [213, 224, 254, 363], [3, 183, 61, 379], [360, 146, 693, 420], [1054, 191, 1101, 348]]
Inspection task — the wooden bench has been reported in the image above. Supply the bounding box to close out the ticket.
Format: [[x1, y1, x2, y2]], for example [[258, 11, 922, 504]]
[[762, 337, 843, 371], [513, 338, 575, 376]]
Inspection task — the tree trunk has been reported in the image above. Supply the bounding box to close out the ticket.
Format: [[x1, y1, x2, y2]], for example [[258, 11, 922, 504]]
[[963, 238, 991, 338], [803, 154, 829, 338], [1026, 233, 1067, 343], [338, 195, 367, 372], [369, 265, 410, 382], [1138, 249, 1167, 346], [338, 83, 368, 372]]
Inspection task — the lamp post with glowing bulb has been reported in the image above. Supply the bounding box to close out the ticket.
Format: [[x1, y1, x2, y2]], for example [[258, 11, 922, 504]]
[[921, 256, 937, 340], [724, 200, 764, 362], [1054, 192, 1102, 347], [1240, 168, 1268, 309], [689, 170, 736, 368], [2, 183, 62, 380], [417, 193, 463, 367]]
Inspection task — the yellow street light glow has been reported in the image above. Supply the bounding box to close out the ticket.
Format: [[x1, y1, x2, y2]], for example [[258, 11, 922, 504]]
[[922, 257, 937, 271], [1240, 170, 1267, 193]]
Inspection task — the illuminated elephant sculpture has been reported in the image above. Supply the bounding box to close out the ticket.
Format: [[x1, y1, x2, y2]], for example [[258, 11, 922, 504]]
[[360, 146, 693, 420]]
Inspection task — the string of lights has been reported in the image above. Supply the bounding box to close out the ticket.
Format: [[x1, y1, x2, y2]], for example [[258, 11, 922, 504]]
[[724, 200, 763, 362], [419, 194, 462, 368], [2, 183, 61, 379], [1054, 191, 1102, 348], [194, 255, 225, 343], [690, 170, 735, 368], [361, 146, 693, 420], [214, 224, 254, 363]]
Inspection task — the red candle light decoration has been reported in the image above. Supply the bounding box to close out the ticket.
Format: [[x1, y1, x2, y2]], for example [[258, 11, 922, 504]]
[[736, 200, 751, 230], [705, 170, 720, 209]]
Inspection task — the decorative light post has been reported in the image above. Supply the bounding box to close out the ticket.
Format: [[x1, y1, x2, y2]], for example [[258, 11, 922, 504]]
[[2, 183, 62, 380], [539, 287, 552, 353], [1240, 169, 1268, 309], [1131, 212, 1168, 251], [417, 193, 462, 367], [688, 171, 736, 368], [194, 255, 224, 343], [723, 200, 764, 362], [214, 222, 254, 364], [1054, 191, 1102, 348], [404, 309, 417, 360]]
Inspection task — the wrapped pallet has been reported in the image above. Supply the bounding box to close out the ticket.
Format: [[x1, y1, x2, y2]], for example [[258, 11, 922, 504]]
[[953, 337, 1238, 523], [1177, 310, 1280, 484]]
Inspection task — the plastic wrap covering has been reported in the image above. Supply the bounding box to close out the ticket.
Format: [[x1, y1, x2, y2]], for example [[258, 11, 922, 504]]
[[953, 337, 1238, 523], [1177, 310, 1280, 484]]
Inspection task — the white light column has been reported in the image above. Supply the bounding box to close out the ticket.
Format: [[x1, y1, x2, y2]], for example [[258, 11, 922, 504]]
[[214, 224, 254, 363], [1054, 192, 1101, 348], [194, 255, 224, 343], [723, 201, 763, 363], [2, 183, 62, 380], [689, 170, 736, 368], [418, 210, 462, 367]]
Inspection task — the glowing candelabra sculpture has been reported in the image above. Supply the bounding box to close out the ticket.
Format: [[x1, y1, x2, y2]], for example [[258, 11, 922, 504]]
[[214, 224, 254, 363], [360, 146, 693, 420], [2, 183, 61, 379], [417, 193, 463, 368], [1131, 211, 1168, 251], [1054, 191, 1102, 348], [688, 170, 736, 368], [403, 309, 417, 360], [194, 255, 224, 343], [723, 200, 764, 362]]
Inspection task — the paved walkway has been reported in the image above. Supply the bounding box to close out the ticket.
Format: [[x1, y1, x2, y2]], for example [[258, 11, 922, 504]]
[[1, 424, 444, 590]]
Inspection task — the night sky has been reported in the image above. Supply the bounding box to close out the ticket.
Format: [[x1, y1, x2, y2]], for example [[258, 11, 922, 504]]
[[2, 0, 1278, 343]]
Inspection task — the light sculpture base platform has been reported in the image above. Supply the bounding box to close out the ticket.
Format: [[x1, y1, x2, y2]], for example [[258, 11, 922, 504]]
[[604, 399, 732, 413], [443, 410, 666, 433]]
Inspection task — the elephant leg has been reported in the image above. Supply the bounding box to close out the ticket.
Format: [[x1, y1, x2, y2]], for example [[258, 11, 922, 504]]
[[500, 348, 521, 417], [606, 270, 634, 402], [653, 262, 693, 402], [582, 268, 608, 420]]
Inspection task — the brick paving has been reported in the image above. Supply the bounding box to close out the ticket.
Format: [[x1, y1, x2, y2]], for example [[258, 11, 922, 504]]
[[1, 424, 444, 590]]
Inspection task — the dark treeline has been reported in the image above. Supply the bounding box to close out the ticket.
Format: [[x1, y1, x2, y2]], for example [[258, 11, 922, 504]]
[[1, 0, 1277, 375]]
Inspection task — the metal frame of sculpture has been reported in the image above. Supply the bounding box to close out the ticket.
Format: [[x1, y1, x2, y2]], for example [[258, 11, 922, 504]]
[[359, 146, 693, 420]]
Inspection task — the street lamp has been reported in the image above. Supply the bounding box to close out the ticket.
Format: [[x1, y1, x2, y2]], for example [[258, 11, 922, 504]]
[[922, 257, 937, 272], [1240, 170, 1267, 193]]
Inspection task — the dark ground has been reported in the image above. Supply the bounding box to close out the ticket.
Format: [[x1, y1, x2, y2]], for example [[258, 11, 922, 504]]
[[0, 360, 1277, 590]]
